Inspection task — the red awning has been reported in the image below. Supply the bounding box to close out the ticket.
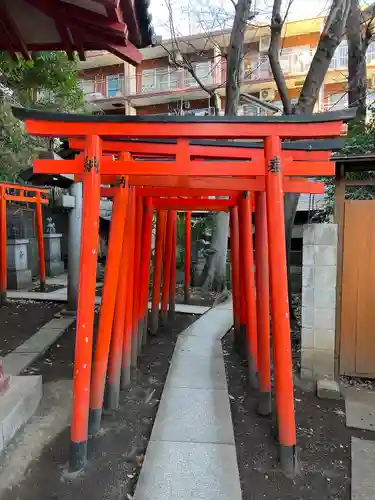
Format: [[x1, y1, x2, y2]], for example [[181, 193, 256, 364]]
[[0, 0, 153, 64]]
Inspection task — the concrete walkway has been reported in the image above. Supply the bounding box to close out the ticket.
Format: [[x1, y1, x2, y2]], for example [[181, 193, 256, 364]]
[[134, 301, 242, 500], [351, 437, 375, 500], [342, 386, 375, 499]]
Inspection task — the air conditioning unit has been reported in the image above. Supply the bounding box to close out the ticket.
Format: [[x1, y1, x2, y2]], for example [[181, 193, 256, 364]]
[[261, 89, 275, 101], [259, 35, 271, 53], [183, 100, 191, 109]]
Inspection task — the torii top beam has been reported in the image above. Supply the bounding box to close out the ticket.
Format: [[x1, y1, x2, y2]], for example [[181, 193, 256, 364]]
[[13, 108, 354, 191], [13, 108, 355, 140], [68, 138, 344, 162]]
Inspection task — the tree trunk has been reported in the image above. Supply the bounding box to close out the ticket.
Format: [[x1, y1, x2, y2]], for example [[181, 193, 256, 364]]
[[295, 0, 350, 114], [268, 0, 292, 115], [281, 0, 350, 315], [347, 0, 367, 120], [206, 211, 230, 291], [202, 0, 252, 291], [284, 193, 299, 320], [225, 0, 253, 116], [210, 92, 221, 116]]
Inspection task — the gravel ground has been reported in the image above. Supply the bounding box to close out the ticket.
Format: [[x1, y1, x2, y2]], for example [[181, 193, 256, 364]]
[[0, 299, 62, 356]]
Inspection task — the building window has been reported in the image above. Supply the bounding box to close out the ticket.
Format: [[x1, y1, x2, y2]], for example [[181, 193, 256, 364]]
[[367, 41, 375, 64], [79, 79, 94, 95], [107, 75, 123, 97], [327, 92, 347, 110], [272, 99, 298, 112], [330, 41, 348, 69], [278, 47, 311, 75], [242, 57, 254, 80], [141, 68, 178, 92], [184, 62, 212, 87], [241, 55, 270, 80], [241, 103, 267, 116]]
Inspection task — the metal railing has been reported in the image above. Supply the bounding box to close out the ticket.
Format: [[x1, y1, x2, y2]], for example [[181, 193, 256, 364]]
[[147, 107, 216, 116], [126, 64, 215, 96]]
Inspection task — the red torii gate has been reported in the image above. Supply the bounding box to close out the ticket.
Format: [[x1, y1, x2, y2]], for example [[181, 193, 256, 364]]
[[13, 106, 355, 477], [71, 136, 332, 311], [0, 183, 49, 304]]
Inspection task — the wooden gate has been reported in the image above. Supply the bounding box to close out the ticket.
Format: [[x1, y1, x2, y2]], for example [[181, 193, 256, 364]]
[[340, 200, 375, 377]]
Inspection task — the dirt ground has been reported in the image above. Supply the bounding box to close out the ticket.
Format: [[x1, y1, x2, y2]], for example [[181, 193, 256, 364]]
[[222, 330, 375, 500], [175, 283, 223, 307], [5, 312, 197, 500], [28, 283, 65, 293], [0, 299, 61, 356]]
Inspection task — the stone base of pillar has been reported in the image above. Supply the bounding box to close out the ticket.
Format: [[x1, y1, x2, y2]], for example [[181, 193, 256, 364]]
[[44, 233, 64, 277], [7, 269, 32, 290], [46, 260, 64, 277]]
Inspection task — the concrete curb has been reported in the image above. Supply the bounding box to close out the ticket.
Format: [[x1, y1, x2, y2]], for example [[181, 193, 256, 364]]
[[3, 316, 76, 376], [0, 375, 42, 454]]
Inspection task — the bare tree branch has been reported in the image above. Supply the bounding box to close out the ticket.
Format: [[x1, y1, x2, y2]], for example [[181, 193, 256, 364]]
[[347, 0, 367, 119], [225, 0, 253, 115], [268, 0, 292, 115], [359, 1, 375, 24], [295, 0, 351, 114]]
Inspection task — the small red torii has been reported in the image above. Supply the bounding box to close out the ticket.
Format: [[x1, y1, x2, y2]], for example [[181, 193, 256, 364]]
[[0, 183, 49, 304]]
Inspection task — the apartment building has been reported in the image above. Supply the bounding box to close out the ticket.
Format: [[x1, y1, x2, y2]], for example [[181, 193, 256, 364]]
[[77, 16, 375, 117]]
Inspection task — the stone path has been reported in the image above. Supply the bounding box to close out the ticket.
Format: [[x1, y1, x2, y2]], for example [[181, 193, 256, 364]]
[[342, 386, 375, 498], [134, 301, 242, 500], [344, 386, 375, 432], [351, 437, 375, 500]]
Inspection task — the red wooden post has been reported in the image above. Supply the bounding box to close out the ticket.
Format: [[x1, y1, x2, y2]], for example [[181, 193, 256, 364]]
[[160, 211, 174, 326], [69, 134, 101, 473], [0, 186, 6, 305], [184, 211, 191, 303], [254, 191, 271, 416], [264, 135, 297, 476], [129, 188, 138, 373], [150, 209, 166, 334], [133, 194, 144, 356], [238, 192, 258, 389], [237, 246, 247, 357], [229, 206, 241, 341], [88, 179, 128, 435], [106, 186, 131, 410], [139, 197, 153, 346], [122, 187, 136, 387], [35, 192, 46, 292], [169, 211, 177, 320]]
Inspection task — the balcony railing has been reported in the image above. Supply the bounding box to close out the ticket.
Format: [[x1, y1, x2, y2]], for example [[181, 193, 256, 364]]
[[148, 107, 216, 116], [127, 64, 215, 96], [79, 76, 126, 101], [241, 56, 272, 81]]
